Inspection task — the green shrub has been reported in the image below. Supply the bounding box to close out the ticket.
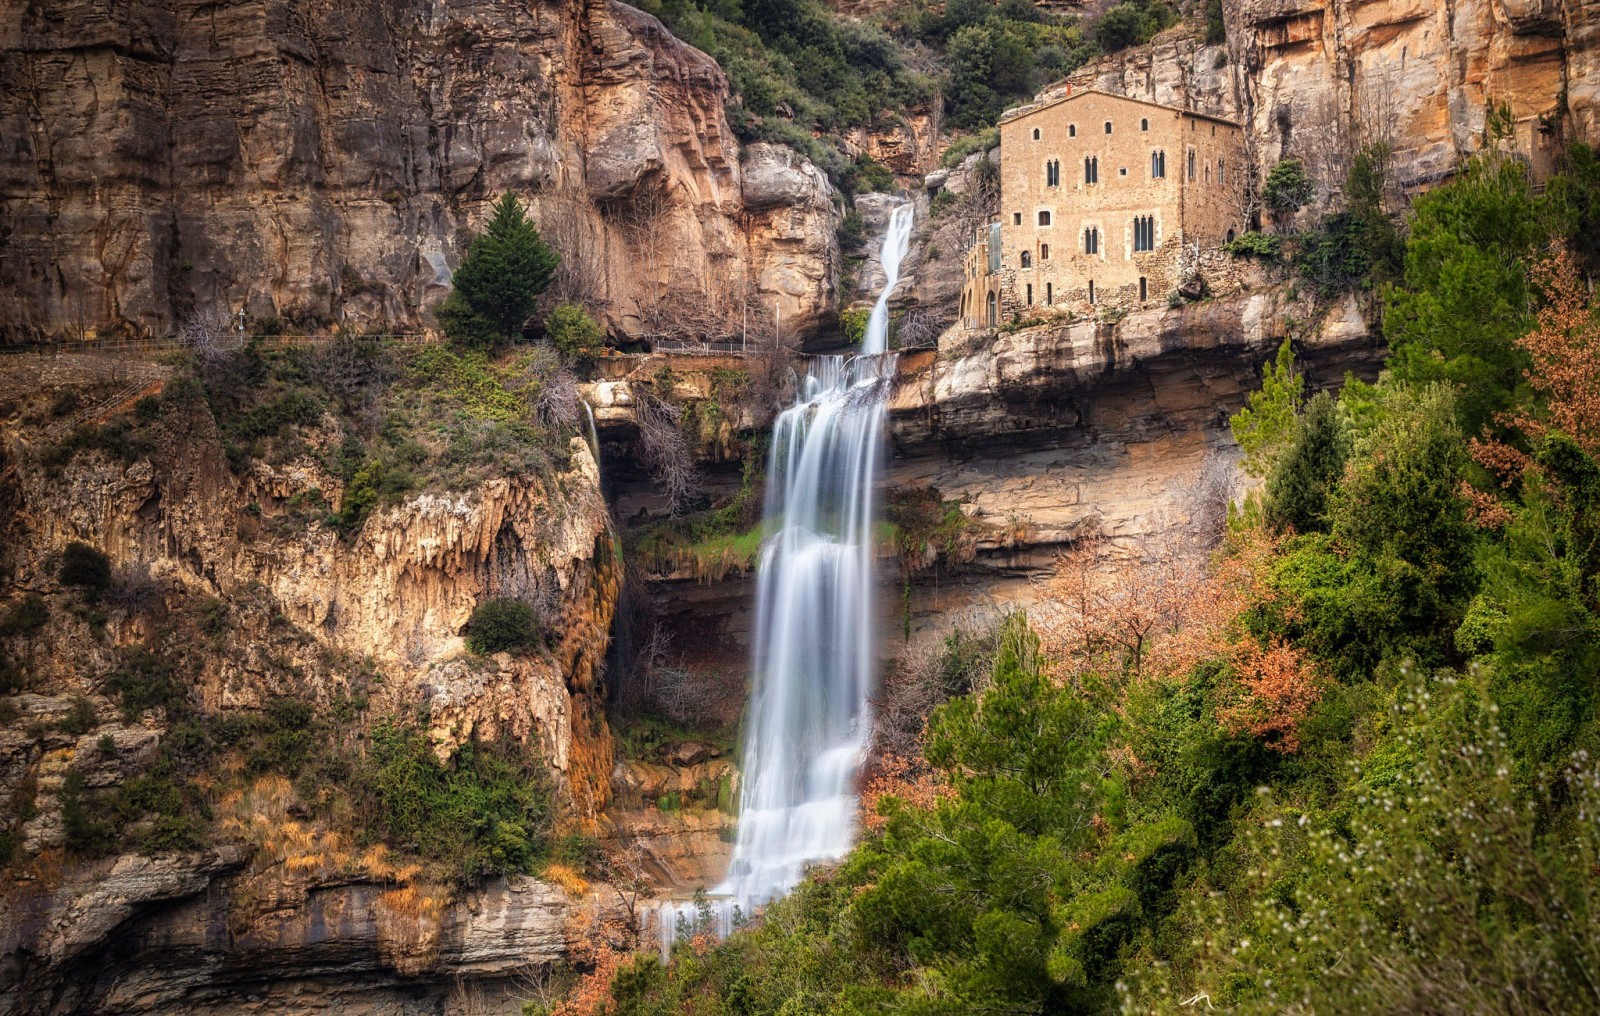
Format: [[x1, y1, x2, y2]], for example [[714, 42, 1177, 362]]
[[1, 593, 48, 638], [843, 155, 896, 194], [60, 695, 98, 736], [839, 307, 871, 346], [104, 646, 184, 721], [465, 598, 539, 655], [1263, 158, 1314, 218], [1093, 0, 1174, 52], [837, 211, 867, 249], [1224, 231, 1282, 259], [60, 770, 114, 856], [355, 721, 554, 882], [545, 303, 604, 359], [246, 698, 316, 775], [940, 128, 1001, 169], [235, 388, 324, 439], [59, 543, 111, 593], [1265, 390, 1348, 535], [1204, 0, 1225, 43]]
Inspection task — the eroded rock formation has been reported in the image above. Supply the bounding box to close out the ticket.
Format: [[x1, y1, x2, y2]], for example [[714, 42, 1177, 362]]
[[0, 0, 841, 344], [0, 846, 590, 1015], [1054, 0, 1599, 197]]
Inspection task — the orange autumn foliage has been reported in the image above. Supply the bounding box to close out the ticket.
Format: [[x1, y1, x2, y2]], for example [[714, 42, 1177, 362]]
[[1470, 247, 1600, 508], [1038, 526, 1322, 752], [1217, 636, 1323, 753], [859, 752, 954, 831]]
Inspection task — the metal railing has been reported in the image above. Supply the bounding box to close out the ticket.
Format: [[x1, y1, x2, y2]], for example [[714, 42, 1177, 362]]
[[45, 365, 170, 440]]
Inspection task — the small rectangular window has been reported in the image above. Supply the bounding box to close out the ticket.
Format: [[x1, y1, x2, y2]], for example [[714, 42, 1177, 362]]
[[1139, 276, 1148, 302], [1088, 280, 1096, 304], [1026, 284, 1033, 306], [1014, 212, 1022, 225], [1046, 282, 1053, 304]]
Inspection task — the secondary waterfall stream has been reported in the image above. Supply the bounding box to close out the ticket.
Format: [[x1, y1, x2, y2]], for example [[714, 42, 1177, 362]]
[[658, 200, 911, 950]]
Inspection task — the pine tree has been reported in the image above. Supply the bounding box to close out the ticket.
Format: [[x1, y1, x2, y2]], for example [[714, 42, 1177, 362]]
[[1231, 337, 1305, 478], [1265, 391, 1348, 535], [437, 192, 559, 347]]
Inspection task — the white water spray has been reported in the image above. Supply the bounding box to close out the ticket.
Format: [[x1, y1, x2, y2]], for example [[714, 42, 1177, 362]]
[[659, 199, 911, 951], [863, 202, 914, 355]]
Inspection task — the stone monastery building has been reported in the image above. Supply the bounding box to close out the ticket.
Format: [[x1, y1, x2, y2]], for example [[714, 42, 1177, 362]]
[[961, 87, 1246, 329]]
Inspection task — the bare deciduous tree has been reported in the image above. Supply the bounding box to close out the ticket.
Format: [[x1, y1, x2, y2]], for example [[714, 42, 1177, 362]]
[[632, 387, 699, 516], [541, 202, 606, 308], [1180, 452, 1239, 546]]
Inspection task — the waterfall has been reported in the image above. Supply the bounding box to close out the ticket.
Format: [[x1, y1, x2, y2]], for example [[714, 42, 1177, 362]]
[[580, 399, 600, 463], [863, 202, 914, 355], [658, 199, 912, 952]]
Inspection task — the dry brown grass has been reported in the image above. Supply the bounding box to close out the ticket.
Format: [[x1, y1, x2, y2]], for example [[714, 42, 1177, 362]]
[[376, 883, 449, 976], [540, 861, 591, 898]]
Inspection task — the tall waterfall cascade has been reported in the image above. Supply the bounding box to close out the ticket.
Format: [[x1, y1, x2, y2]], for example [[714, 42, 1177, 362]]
[[658, 199, 911, 951]]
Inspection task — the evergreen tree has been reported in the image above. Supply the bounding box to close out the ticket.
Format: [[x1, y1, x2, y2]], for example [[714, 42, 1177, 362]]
[[1383, 153, 1547, 434], [1231, 338, 1305, 478], [1265, 390, 1347, 535], [436, 192, 558, 347]]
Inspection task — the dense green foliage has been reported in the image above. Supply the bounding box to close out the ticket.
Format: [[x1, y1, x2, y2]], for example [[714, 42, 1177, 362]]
[[634, 0, 1180, 184], [1262, 157, 1314, 219], [58, 542, 111, 593], [437, 192, 559, 347], [1263, 390, 1346, 535], [1383, 151, 1547, 434], [465, 597, 541, 655], [1229, 337, 1303, 477], [591, 141, 1600, 1016], [546, 302, 605, 359], [356, 721, 555, 881]]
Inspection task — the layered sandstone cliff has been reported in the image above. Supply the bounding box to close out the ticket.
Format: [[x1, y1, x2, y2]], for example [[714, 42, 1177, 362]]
[[0, 0, 841, 344], [1049, 0, 1599, 198]]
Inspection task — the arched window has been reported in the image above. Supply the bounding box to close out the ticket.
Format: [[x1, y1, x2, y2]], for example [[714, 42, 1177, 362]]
[[1021, 250, 1032, 268], [1152, 150, 1165, 178], [1104, 120, 1113, 134], [1084, 156, 1098, 184], [1040, 243, 1050, 261], [1133, 215, 1155, 252], [1227, 228, 1236, 243], [1069, 124, 1077, 137], [1046, 160, 1060, 186], [1084, 227, 1099, 255], [1032, 127, 1041, 140], [1038, 210, 1052, 226], [986, 291, 997, 327], [1141, 117, 1149, 131]]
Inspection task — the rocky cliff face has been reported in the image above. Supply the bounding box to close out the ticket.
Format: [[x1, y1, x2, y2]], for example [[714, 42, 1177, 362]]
[[1, 846, 591, 1015], [0, 0, 841, 344], [0, 349, 631, 1010], [2, 356, 617, 824], [1055, 0, 1598, 196]]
